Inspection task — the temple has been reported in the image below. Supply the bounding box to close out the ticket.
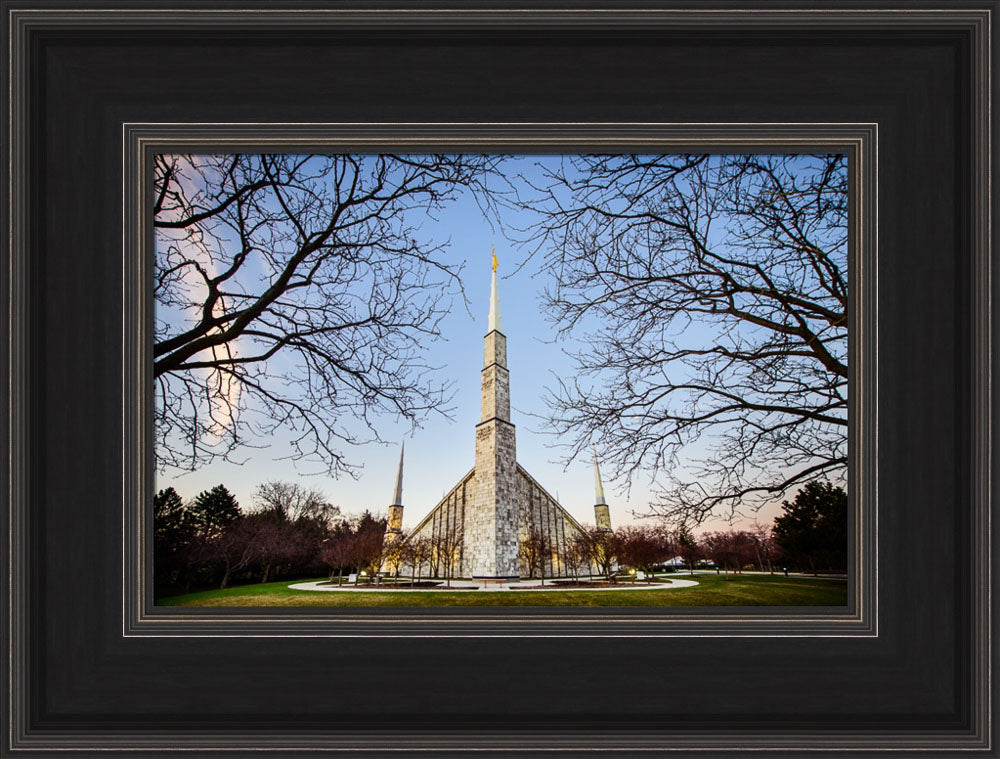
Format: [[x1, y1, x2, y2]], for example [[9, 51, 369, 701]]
[[386, 251, 612, 579]]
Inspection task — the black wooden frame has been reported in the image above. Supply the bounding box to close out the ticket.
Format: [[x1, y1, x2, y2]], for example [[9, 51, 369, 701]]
[[124, 123, 875, 638], [3, 3, 994, 756]]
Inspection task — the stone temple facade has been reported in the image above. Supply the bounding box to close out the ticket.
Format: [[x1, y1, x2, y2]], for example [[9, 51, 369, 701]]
[[386, 259, 612, 579]]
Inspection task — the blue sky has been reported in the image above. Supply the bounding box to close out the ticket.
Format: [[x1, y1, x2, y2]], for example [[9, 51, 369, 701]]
[[155, 155, 805, 533]]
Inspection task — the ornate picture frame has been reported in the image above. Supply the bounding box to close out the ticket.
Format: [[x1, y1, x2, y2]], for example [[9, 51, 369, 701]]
[[4, 4, 993, 755]]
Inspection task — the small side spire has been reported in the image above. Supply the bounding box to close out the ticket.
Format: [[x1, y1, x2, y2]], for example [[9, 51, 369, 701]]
[[391, 442, 404, 507], [593, 446, 607, 505], [384, 443, 405, 551], [592, 446, 613, 532], [382, 443, 406, 568], [488, 245, 502, 333]]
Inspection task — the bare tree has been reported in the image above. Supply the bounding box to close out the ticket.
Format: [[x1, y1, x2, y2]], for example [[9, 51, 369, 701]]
[[407, 536, 433, 586], [702, 530, 757, 576], [750, 521, 780, 574], [154, 153, 500, 476], [585, 526, 620, 582], [617, 525, 674, 580], [348, 511, 387, 582], [380, 529, 409, 583], [394, 537, 416, 586], [675, 525, 703, 575], [245, 512, 292, 584], [432, 522, 464, 588], [320, 531, 353, 585], [559, 532, 592, 583], [518, 154, 848, 523], [253, 481, 334, 522], [246, 482, 339, 582], [519, 515, 552, 586], [201, 517, 260, 589]]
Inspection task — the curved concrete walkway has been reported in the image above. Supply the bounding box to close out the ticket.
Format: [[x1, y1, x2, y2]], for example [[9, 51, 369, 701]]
[[287, 577, 700, 593]]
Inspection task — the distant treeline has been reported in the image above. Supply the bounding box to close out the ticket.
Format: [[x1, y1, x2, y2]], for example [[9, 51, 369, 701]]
[[153, 481, 387, 595], [154, 479, 847, 594], [669, 481, 848, 575]]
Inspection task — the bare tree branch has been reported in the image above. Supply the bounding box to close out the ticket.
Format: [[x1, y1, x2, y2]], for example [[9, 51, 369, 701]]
[[516, 154, 848, 523], [154, 153, 502, 476]]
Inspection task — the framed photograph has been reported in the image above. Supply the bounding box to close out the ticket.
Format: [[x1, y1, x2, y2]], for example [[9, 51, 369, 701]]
[[142, 143, 861, 617], [4, 3, 994, 756]]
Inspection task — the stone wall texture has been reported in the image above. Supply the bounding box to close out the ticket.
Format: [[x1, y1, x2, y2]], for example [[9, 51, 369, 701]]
[[594, 504, 612, 532], [387, 505, 404, 533]]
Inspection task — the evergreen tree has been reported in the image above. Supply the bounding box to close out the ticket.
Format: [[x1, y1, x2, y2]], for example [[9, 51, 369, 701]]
[[153, 487, 189, 543], [152, 487, 194, 587], [772, 481, 847, 574], [189, 484, 241, 537]]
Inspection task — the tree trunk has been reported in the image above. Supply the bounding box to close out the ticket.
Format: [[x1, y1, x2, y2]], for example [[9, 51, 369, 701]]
[[220, 561, 231, 590]]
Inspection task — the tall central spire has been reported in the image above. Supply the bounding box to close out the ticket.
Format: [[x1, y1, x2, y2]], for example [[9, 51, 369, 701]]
[[488, 245, 502, 333], [481, 248, 510, 423], [469, 245, 519, 578]]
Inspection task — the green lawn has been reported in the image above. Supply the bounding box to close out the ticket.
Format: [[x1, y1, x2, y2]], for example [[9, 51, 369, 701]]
[[157, 573, 847, 607]]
